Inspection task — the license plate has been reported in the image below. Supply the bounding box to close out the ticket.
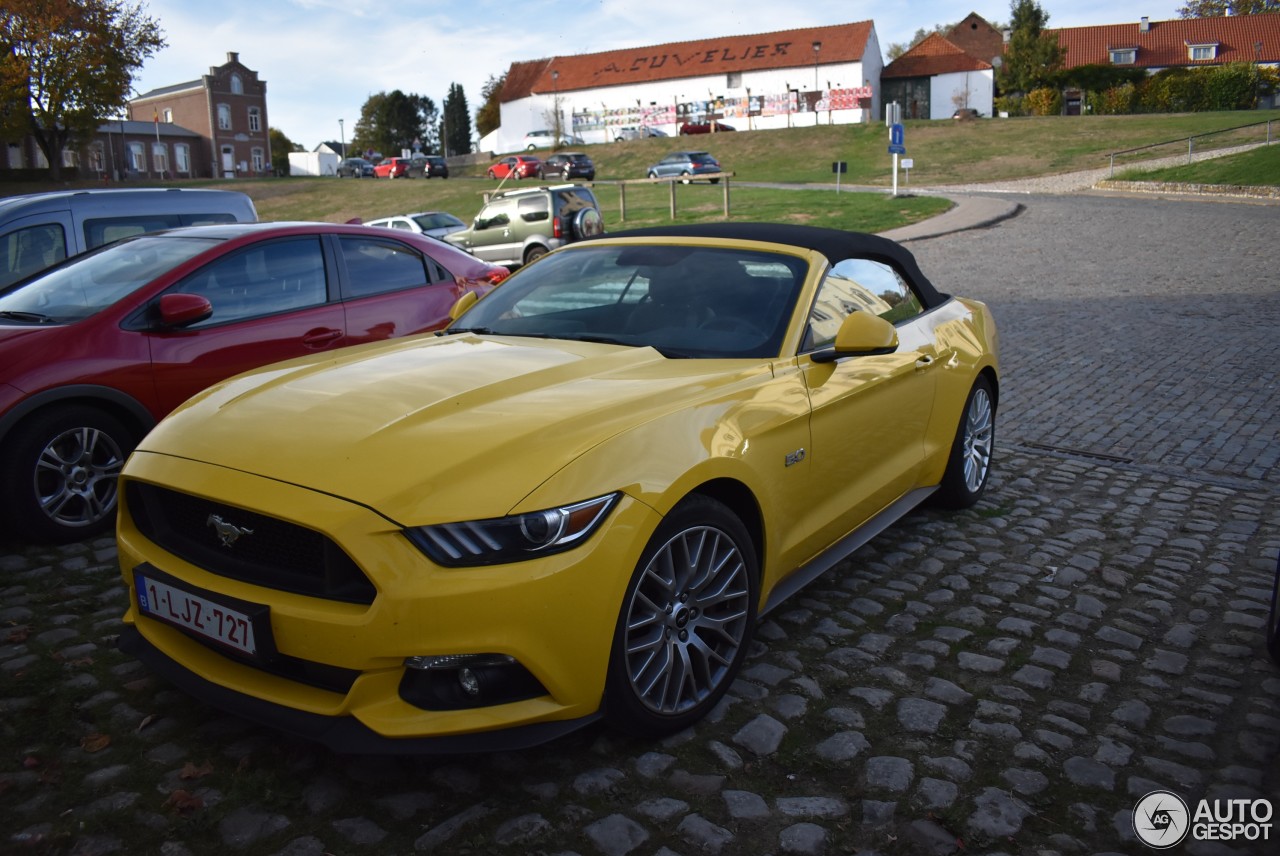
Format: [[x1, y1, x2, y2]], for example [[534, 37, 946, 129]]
[[135, 571, 262, 658]]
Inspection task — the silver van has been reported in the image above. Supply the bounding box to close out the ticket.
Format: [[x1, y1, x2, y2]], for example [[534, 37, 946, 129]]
[[0, 188, 257, 288]]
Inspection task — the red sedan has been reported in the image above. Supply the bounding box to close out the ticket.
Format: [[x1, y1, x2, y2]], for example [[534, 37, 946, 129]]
[[487, 155, 541, 180], [0, 222, 508, 542], [373, 157, 411, 179]]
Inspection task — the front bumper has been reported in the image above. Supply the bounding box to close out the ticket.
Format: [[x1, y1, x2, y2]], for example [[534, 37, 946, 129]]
[[117, 452, 658, 749]]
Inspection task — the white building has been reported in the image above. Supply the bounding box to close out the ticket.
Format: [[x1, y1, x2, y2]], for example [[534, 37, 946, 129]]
[[881, 33, 995, 120], [487, 21, 882, 153]]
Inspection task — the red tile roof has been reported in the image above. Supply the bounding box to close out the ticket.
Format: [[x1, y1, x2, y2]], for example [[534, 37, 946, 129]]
[[1050, 14, 1280, 69], [882, 33, 993, 79], [500, 21, 874, 102]]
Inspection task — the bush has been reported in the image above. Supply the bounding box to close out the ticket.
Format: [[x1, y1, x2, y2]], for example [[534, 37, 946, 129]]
[[1089, 83, 1139, 115], [1024, 87, 1062, 116], [993, 94, 1025, 117]]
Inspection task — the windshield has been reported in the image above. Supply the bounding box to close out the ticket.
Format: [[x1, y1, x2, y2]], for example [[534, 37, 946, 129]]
[[414, 212, 463, 230], [0, 235, 217, 324], [450, 244, 806, 358]]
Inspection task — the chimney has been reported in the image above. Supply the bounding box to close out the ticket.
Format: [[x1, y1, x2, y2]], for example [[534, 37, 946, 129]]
[[1139, 17, 1150, 33], [227, 51, 239, 64]]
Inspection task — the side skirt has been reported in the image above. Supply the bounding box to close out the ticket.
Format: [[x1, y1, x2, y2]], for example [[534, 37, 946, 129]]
[[761, 485, 937, 616]]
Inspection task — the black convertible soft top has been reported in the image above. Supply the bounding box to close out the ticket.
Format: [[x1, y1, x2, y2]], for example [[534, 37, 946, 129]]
[[599, 222, 949, 309]]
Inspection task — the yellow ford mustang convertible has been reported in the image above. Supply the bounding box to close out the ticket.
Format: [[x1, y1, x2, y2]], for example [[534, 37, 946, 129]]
[[117, 223, 999, 752]]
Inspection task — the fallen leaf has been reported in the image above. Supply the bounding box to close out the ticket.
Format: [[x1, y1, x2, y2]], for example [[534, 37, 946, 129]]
[[137, 714, 159, 733], [180, 761, 214, 781], [22, 755, 40, 769], [6, 627, 29, 643], [165, 789, 204, 815], [80, 733, 111, 753]]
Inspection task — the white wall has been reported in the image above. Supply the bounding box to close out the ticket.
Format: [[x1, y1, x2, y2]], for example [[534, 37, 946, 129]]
[[929, 70, 995, 119], [288, 151, 339, 176], [494, 61, 877, 153]]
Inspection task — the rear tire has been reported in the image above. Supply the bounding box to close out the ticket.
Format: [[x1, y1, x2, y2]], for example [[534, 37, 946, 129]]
[[680, 171, 692, 185], [931, 376, 996, 509], [0, 405, 137, 543], [605, 495, 757, 737], [523, 245, 548, 265]]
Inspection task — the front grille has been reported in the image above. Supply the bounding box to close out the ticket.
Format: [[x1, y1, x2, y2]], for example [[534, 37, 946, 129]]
[[127, 482, 376, 604]]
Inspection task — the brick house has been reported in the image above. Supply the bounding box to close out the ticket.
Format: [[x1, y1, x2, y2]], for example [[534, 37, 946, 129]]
[[128, 52, 272, 179]]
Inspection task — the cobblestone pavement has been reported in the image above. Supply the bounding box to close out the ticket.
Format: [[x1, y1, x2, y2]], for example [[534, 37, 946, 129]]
[[2, 194, 1278, 856]]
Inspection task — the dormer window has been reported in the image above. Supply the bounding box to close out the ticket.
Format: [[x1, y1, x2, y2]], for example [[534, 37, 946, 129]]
[[1109, 48, 1137, 65], [1187, 43, 1218, 62]]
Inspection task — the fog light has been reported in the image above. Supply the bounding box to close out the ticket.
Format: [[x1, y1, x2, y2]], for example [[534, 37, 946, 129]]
[[458, 667, 481, 696]]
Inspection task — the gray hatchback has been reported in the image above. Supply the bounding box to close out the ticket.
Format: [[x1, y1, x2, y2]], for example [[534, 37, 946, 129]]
[[646, 151, 723, 184]]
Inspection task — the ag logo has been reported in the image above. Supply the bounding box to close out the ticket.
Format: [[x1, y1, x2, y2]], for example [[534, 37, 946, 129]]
[[1133, 790, 1190, 849]]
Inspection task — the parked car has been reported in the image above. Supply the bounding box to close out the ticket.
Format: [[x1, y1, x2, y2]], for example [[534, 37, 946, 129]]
[[487, 155, 542, 180], [952, 108, 981, 120], [646, 151, 724, 184], [115, 222, 999, 752], [0, 222, 508, 542], [523, 130, 585, 150], [366, 211, 468, 239], [445, 183, 603, 267], [0, 189, 257, 289], [407, 155, 449, 179], [614, 126, 668, 141], [336, 157, 375, 178], [679, 121, 735, 135], [373, 157, 411, 179], [539, 152, 595, 181]]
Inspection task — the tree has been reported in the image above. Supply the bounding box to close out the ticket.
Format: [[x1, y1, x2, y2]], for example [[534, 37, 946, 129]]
[[0, 0, 164, 180], [1177, 1, 1278, 16], [997, 0, 1066, 96], [442, 83, 472, 155], [268, 127, 302, 176], [351, 90, 433, 158], [476, 72, 505, 138]]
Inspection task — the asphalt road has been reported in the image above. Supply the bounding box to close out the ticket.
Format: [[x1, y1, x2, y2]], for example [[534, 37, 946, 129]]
[[2, 191, 1278, 856]]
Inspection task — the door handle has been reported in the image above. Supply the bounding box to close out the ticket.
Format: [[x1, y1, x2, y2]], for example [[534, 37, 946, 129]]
[[915, 355, 935, 371], [302, 328, 343, 347]]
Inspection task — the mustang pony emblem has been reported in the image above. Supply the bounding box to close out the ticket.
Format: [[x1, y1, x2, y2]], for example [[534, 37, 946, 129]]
[[207, 514, 254, 547]]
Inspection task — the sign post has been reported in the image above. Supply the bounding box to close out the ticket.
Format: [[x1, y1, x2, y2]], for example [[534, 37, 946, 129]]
[[888, 123, 906, 196], [832, 161, 847, 194]]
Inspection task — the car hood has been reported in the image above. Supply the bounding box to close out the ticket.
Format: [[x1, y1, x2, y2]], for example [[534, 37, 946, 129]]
[[136, 334, 767, 524], [0, 324, 66, 378]]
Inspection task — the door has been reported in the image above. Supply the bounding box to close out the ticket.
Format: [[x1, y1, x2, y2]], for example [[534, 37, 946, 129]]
[[787, 259, 939, 562], [221, 146, 235, 178], [465, 198, 520, 264], [146, 236, 346, 413], [335, 234, 465, 341]]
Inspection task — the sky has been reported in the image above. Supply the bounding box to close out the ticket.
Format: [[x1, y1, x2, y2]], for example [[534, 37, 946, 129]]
[[129, 1, 1190, 150]]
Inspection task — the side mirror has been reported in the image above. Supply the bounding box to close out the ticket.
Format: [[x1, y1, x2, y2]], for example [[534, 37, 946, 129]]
[[156, 293, 213, 328], [449, 290, 479, 321], [811, 312, 898, 363]]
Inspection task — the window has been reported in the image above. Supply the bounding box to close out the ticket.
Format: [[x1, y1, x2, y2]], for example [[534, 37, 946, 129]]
[[61, 148, 78, 168], [181, 238, 329, 327], [89, 144, 105, 173], [174, 143, 190, 174], [128, 142, 145, 171], [248, 107, 261, 132], [0, 223, 67, 289], [251, 148, 264, 172], [163, 108, 173, 123], [337, 237, 431, 299], [230, 73, 243, 95], [1109, 48, 1137, 65], [217, 104, 231, 130], [7, 143, 22, 169], [1188, 43, 1218, 61], [152, 142, 168, 175], [804, 259, 924, 352]]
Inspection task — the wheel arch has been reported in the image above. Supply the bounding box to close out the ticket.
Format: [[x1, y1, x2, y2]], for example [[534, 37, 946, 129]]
[[680, 477, 765, 579], [0, 384, 155, 448]]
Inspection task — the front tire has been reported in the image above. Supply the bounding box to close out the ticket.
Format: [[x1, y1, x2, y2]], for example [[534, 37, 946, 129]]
[[680, 171, 692, 185], [605, 495, 758, 737], [0, 405, 137, 543], [932, 375, 996, 509]]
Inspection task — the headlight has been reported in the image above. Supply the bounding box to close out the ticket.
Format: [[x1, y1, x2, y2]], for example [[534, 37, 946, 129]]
[[405, 493, 619, 567]]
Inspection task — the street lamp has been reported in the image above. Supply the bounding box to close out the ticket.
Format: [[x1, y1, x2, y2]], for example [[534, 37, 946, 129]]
[[812, 41, 821, 126], [338, 119, 344, 158], [552, 69, 561, 142]]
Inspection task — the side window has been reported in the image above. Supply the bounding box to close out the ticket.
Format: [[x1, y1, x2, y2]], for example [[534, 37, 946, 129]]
[[518, 196, 550, 222], [0, 224, 68, 288], [804, 258, 924, 352], [83, 215, 182, 249], [180, 237, 328, 327], [477, 200, 513, 230], [338, 236, 430, 299]]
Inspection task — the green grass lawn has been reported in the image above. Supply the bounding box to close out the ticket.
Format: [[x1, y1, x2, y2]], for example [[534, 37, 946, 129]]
[[1114, 141, 1280, 186]]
